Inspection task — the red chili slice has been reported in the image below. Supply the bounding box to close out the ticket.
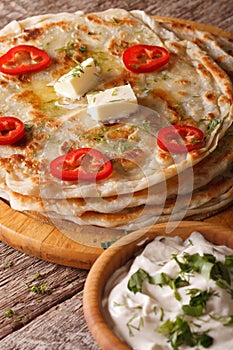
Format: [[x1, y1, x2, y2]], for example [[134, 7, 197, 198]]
[[50, 148, 113, 182], [122, 44, 169, 73], [0, 116, 25, 145], [157, 125, 205, 153], [0, 45, 51, 75]]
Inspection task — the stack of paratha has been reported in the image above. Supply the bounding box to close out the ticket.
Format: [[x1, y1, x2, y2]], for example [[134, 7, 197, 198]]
[[0, 9, 232, 237]]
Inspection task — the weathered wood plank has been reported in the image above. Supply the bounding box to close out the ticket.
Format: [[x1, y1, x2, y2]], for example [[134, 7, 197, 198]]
[[0, 291, 100, 350], [0, 241, 88, 340], [0, 0, 232, 32]]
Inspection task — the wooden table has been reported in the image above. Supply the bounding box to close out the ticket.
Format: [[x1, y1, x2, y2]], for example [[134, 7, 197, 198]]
[[0, 1, 232, 349]]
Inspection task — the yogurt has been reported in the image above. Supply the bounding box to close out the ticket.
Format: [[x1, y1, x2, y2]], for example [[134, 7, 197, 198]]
[[102, 232, 233, 349]]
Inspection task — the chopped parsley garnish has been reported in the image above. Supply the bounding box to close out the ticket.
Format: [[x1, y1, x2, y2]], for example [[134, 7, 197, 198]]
[[182, 289, 215, 317], [157, 316, 213, 349], [127, 268, 152, 294]]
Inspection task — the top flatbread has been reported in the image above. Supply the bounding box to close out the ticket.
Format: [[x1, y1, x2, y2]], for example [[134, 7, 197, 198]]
[[0, 9, 232, 232], [0, 10, 232, 195]]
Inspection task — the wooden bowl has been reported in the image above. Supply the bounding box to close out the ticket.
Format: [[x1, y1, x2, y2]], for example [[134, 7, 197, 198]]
[[83, 221, 233, 350]]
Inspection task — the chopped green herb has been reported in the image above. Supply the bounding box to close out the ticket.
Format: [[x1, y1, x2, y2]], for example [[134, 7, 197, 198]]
[[127, 268, 152, 294], [30, 283, 51, 295], [108, 98, 125, 103], [223, 315, 233, 326], [13, 314, 25, 322], [100, 236, 117, 249], [129, 64, 141, 70], [210, 261, 231, 285], [4, 308, 15, 318], [126, 313, 144, 336], [33, 271, 41, 281], [174, 102, 184, 120], [111, 87, 119, 96], [5, 261, 13, 268], [56, 40, 76, 57], [160, 307, 165, 321], [182, 289, 215, 317], [141, 120, 151, 132], [225, 255, 233, 273], [161, 72, 170, 80], [113, 301, 125, 307], [157, 316, 213, 349], [199, 117, 221, 135], [79, 46, 87, 53]]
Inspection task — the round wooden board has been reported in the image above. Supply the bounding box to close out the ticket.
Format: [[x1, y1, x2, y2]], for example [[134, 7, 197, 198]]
[[0, 17, 232, 270], [0, 200, 102, 269]]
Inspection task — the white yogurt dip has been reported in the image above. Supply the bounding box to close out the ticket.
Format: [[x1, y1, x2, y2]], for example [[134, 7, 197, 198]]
[[102, 232, 233, 349]]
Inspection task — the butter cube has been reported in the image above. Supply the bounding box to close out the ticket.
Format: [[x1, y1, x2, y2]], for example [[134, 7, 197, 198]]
[[54, 58, 99, 100], [87, 84, 138, 123]]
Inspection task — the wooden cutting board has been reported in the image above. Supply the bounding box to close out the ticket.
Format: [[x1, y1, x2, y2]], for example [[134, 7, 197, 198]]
[[0, 17, 233, 270], [0, 199, 233, 270]]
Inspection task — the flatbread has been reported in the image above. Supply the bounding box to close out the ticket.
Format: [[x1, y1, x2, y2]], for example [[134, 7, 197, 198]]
[[0, 9, 233, 233]]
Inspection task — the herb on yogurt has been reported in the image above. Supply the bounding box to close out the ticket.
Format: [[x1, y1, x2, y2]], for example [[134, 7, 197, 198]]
[[182, 289, 216, 317], [157, 316, 213, 349], [127, 268, 152, 294], [126, 313, 144, 336]]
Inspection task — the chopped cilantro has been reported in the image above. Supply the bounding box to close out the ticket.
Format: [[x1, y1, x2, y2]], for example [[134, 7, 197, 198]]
[[127, 268, 153, 294], [157, 316, 213, 349], [182, 289, 215, 317]]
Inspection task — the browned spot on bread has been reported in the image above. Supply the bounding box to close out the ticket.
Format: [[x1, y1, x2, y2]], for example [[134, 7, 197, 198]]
[[14, 89, 42, 109], [175, 79, 192, 85], [202, 56, 225, 79], [193, 38, 204, 47], [205, 112, 217, 120], [87, 14, 136, 27], [205, 91, 217, 102], [197, 63, 210, 78], [22, 28, 43, 41], [108, 38, 131, 56]]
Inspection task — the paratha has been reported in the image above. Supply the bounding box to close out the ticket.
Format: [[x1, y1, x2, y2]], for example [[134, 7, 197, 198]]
[[0, 9, 233, 236]]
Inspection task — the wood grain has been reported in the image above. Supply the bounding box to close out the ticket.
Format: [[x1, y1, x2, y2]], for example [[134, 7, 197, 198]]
[[0, 247, 86, 340], [0, 0, 232, 33], [83, 221, 233, 350], [0, 293, 99, 350], [0, 200, 102, 270]]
